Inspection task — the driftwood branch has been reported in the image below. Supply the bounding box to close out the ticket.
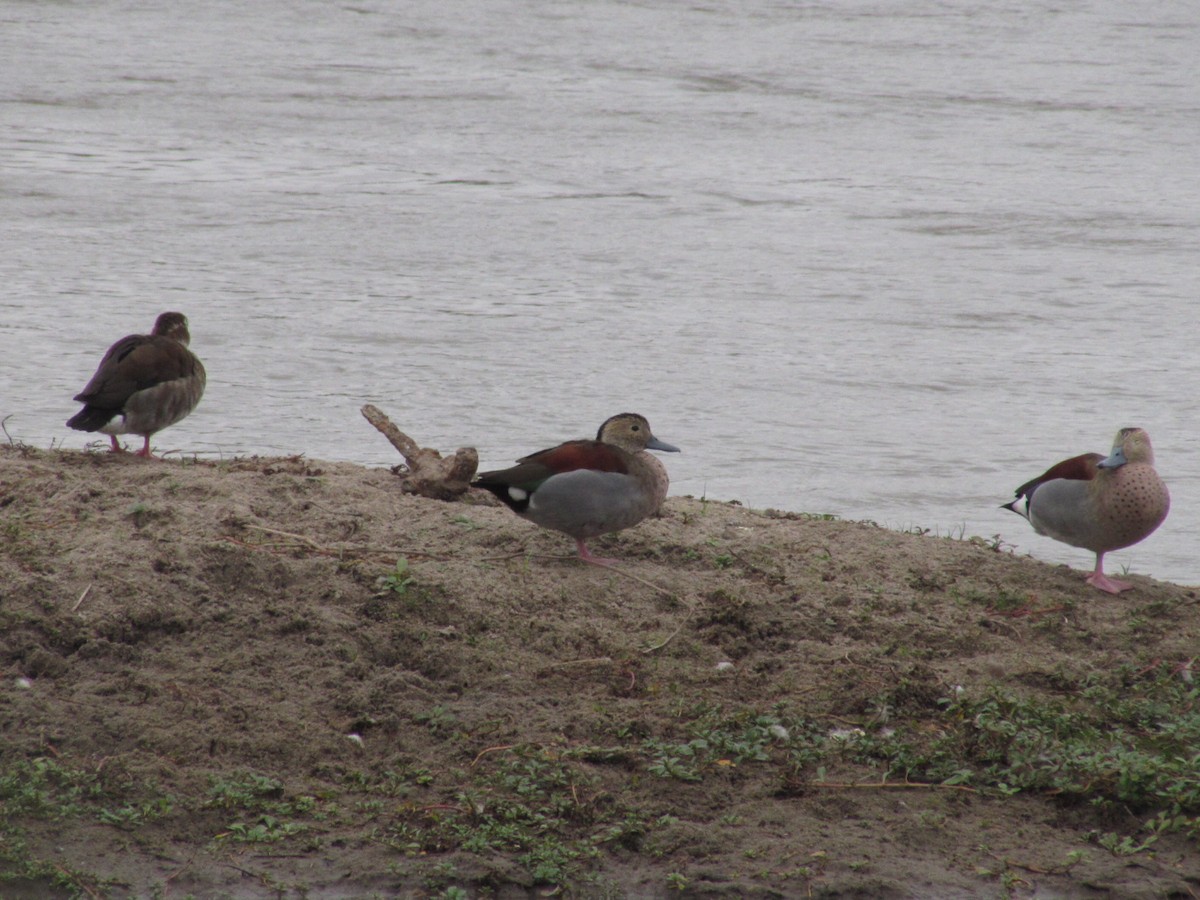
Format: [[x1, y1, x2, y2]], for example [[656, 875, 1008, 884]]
[[361, 404, 478, 501]]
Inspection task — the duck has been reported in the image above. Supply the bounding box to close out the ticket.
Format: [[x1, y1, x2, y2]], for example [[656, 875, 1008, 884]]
[[475, 413, 680, 566], [1002, 427, 1169, 594], [66, 312, 206, 459]]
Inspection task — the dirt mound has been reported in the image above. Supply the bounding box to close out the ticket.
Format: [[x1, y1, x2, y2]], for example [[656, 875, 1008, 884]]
[[2, 445, 1198, 898]]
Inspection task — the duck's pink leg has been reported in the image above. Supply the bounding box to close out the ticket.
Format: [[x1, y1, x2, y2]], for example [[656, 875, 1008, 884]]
[[1085, 552, 1133, 594], [576, 539, 618, 568]]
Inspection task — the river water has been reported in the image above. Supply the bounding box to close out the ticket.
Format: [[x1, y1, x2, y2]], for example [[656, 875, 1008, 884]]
[[2, 1, 1197, 584]]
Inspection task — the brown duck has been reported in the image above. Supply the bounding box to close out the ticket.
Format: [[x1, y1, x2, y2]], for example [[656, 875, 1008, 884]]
[[475, 413, 679, 566], [67, 312, 206, 458], [1003, 427, 1169, 594]]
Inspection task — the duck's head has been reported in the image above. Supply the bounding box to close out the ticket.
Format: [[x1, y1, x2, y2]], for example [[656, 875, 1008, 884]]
[[152, 312, 191, 346], [1099, 427, 1155, 469], [596, 413, 680, 455]]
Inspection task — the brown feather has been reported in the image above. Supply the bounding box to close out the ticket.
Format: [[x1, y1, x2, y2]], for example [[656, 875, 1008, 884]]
[[1012, 452, 1104, 500]]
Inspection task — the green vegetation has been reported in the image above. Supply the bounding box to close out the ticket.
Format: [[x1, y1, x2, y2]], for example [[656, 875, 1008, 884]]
[[6, 662, 1198, 894], [205, 771, 320, 846], [377, 557, 415, 595], [0, 758, 142, 896], [376, 747, 606, 886], [846, 671, 1200, 830], [369, 666, 1200, 888]]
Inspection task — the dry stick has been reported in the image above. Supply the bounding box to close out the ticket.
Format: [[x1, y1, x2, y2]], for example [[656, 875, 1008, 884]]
[[220, 536, 320, 557], [220, 535, 296, 554], [593, 560, 677, 600], [224, 863, 263, 880], [163, 848, 201, 891], [471, 744, 518, 767], [824, 714, 867, 726], [245, 524, 324, 550], [361, 403, 424, 460], [997, 604, 1068, 620], [354, 545, 446, 558], [988, 852, 1061, 876], [483, 549, 691, 651], [59, 870, 102, 900], [539, 657, 615, 670], [807, 780, 977, 794], [363, 547, 448, 560], [72, 583, 93, 611], [233, 526, 443, 560], [360, 404, 477, 500], [586, 562, 693, 653], [25, 518, 79, 532], [642, 617, 689, 654], [474, 551, 536, 562]]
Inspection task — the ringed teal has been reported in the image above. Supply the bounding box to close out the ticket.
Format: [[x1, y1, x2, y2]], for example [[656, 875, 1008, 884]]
[[67, 312, 206, 459], [1003, 427, 1169, 594], [475, 413, 680, 566]]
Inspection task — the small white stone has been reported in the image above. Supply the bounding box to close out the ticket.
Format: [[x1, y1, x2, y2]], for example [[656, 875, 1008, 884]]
[[15, 677, 33, 690], [714, 661, 735, 672], [345, 733, 364, 747]]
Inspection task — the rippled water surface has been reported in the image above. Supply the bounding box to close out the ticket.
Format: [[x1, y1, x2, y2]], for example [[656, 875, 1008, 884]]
[[3, 1, 1198, 583]]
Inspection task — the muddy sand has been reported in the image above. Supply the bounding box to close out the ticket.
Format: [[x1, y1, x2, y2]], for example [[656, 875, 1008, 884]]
[[1, 444, 1198, 898]]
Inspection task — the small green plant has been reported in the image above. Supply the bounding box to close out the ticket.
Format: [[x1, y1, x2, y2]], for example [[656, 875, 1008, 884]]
[[643, 706, 799, 782], [378, 557, 414, 595], [125, 501, 153, 527], [647, 751, 702, 783], [98, 797, 174, 829], [203, 771, 318, 846], [970, 533, 1014, 552], [1146, 811, 1200, 840], [220, 815, 307, 844], [206, 772, 285, 810], [1061, 850, 1088, 868], [666, 871, 689, 891], [1091, 831, 1157, 856]]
